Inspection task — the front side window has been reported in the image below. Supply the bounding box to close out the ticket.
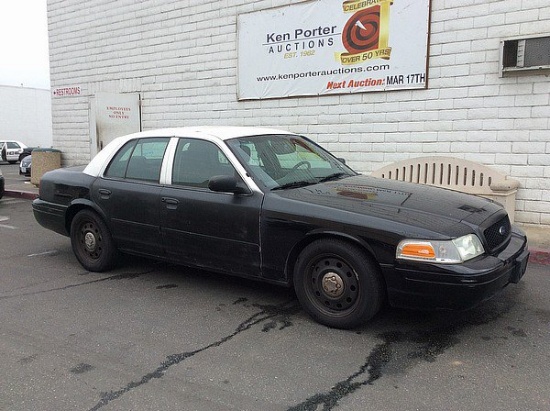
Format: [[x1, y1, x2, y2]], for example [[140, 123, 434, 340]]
[[172, 138, 235, 188], [105, 138, 169, 182]]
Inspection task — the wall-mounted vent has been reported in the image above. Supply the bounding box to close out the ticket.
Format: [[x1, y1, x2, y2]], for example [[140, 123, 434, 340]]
[[500, 35, 550, 76]]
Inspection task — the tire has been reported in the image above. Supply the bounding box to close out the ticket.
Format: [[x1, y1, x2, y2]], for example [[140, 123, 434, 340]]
[[293, 238, 384, 329], [70, 209, 118, 272]]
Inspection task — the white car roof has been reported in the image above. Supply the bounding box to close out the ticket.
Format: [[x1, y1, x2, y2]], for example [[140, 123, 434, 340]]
[[84, 126, 297, 177], [125, 126, 295, 140], [0, 140, 27, 147]]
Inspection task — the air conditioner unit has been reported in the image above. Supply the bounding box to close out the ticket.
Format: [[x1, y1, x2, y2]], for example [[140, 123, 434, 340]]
[[500, 35, 550, 76]]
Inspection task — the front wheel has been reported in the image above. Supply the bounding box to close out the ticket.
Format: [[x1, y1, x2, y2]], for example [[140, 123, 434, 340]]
[[70, 209, 118, 272], [293, 239, 384, 329]]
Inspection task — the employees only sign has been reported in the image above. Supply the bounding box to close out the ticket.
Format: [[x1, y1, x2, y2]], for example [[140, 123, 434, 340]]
[[237, 0, 430, 100]]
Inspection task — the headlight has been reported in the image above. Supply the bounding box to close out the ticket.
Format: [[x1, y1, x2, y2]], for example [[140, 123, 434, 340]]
[[396, 234, 484, 264]]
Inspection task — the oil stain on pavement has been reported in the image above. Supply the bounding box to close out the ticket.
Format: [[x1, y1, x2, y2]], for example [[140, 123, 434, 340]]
[[287, 298, 515, 411], [84, 292, 517, 411], [88, 298, 301, 411]]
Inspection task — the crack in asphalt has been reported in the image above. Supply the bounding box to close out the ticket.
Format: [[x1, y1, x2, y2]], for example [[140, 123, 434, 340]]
[[84, 294, 514, 411], [286, 329, 459, 411], [287, 301, 514, 411], [0, 270, 154, 301], [88, 299, 301, 411]]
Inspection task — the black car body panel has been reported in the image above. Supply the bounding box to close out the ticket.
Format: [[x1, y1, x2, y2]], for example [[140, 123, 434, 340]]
[[259, 175, 504, 276], [91, 177, 165, 258], [0, 171, 4, 199], [33, 166, 94, 235], [32, 128, 529, 326], [158, 185, 263, 276]]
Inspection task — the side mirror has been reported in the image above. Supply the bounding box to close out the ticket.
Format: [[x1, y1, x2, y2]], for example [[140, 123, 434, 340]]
[[208, 175, 250, 195], [337, 158, 346, 165]]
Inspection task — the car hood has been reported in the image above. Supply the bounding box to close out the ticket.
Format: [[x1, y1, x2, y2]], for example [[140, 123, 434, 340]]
[[271, 175, 504, 236]]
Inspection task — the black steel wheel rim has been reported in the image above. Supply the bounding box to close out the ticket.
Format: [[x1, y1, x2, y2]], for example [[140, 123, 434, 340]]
[[305, 254, 360, 314], [78, 220, 102, 260]]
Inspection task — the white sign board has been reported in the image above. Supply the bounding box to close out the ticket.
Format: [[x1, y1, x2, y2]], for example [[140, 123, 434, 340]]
[[91, 92, 141, 156], [238, 0, 430, 100], [52, 86, 82, 97]]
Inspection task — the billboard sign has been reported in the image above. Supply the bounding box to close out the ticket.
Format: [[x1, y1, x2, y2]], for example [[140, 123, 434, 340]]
[[238, 0, 430, 99]]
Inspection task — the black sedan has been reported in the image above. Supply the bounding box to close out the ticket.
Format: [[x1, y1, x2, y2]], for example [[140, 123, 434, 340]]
[[32, 127, 529, 328], [19, 155, 31, 176], [18, 146, 35, 162]]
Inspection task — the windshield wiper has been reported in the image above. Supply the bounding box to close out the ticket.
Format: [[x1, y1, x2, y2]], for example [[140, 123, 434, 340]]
[[271, 180, 317, 191], [318, 172, 350, 183]]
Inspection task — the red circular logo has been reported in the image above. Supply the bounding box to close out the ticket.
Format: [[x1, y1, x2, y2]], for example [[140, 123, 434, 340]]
[[342, 8, 381, 54]]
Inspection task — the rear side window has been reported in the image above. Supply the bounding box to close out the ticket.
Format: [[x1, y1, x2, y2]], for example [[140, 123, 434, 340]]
[[105, 138, 169, 182]]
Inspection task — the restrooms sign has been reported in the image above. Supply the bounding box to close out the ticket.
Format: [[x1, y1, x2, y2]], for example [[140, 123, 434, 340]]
[[237, 0, 430, 100]]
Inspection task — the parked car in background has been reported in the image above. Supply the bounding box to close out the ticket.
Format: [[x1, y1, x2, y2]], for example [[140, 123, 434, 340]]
[[0, 166, 4, 199], [19, 155, 32, 176], [18, 146, 35, 162], [32, 127, 529, 329], [0, 140, 28, 164]]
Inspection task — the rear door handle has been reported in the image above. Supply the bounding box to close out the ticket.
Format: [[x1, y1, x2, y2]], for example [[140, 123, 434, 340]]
[[98, 189, 111, 199], [161, 197, 179, 209]]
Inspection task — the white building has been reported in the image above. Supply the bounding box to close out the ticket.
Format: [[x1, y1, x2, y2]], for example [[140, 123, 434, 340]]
[[47, 0, 550, 227], [0, 85, 53, 148]]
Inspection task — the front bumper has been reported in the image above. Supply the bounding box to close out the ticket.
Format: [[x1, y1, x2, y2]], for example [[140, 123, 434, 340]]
[[19, 164, 31, 176], [383, 229, 529, 311]]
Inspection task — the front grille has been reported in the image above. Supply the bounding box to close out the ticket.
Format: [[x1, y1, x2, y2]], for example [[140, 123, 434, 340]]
[[483, 215, 511, 252]]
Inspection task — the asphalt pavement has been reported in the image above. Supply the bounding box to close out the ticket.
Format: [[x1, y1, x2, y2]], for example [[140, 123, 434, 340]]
[[0, 193, 549, 411]]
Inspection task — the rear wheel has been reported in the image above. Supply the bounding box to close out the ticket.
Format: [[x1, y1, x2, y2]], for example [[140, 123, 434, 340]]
[[293, 239, 383, 329], [70, 209, 117, 272]]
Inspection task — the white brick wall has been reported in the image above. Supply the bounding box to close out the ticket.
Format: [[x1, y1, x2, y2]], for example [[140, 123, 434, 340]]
[[47, 0, 550, 226]]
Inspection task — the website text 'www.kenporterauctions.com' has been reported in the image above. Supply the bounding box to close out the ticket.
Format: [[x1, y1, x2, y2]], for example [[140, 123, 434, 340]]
[[255, 64, 390, 83]]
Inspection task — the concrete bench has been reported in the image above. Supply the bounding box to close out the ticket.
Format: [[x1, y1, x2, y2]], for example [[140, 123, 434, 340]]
[[371, 156, 519, 222]]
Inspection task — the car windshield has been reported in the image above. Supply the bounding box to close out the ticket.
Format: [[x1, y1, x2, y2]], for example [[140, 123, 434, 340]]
[[226, 134, 356, 190]]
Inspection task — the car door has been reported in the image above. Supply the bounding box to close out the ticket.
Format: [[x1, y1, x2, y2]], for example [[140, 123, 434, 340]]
[[5, 142, 21, 162], [159, 138, 263, 277], [91, 137, 170, 258]]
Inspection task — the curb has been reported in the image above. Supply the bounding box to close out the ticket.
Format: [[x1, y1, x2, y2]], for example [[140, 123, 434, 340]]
[[529, 248, 550, 266], [4, 190, 39, 200]]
